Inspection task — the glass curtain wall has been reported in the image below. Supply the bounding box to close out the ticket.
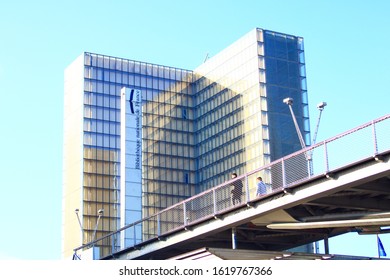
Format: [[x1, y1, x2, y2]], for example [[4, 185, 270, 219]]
[[263, 30, 310, 159], [194, 29, 263, 192], [262, 30, 310, 194], [83, 53, 196, 247], [83, 54, 121, 251], [193, 28, 309, 194]]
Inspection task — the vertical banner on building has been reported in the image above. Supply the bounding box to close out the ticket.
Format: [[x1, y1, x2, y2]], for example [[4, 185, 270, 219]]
[[120, 87, 142, 249]]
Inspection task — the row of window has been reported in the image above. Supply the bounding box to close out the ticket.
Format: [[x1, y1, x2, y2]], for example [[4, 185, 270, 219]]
[[82, 155, 196, 179], [143, 141, 195, 157], [84, 132, 120, 148], [83, 113, 194, 137], [197, 103, 242, 132], [83, 172, 119, 188], [197, 113, 243, 144], [199, 162, 246, 192], [264, 31, 304, 62], [144, 103, 194, 120], [84, 119, 120, 135], [84, 159, 119, 175], [144, 129, 194, 144], [86, 53, 193, 82], [145, 115, 194, 132], [194, 41, 258, 89], [83, 187, 119, 204], [84, 88, 194, 112], [85, 68, 194, 94], [198, 137, 244, 167], [196, 88, 240, 116], [265, 58, 306, 89], [143, 178, 195, 195], [84, 80, 193, 101], [195, 66, 259, 102], [142, 168, 195, 184], [143, 155, 195, 172], [84, 147, 119, 162], [142, 192, 192, 210], [196, 81, 259, 113], [84, 105, 119, 122], [83, 132, 197, 153], [198, 127, 269, 163]]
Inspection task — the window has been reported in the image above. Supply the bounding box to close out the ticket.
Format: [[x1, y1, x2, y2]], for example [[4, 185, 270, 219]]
[[184, 173, 189, 184]]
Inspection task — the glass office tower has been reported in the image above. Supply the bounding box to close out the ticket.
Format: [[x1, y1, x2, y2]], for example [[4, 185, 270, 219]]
[[194, 29, 309, 190], [62, 28, 309, 258]]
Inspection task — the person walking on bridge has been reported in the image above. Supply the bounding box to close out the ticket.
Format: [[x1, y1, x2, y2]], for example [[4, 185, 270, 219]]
[[231, 173, 243, 205]]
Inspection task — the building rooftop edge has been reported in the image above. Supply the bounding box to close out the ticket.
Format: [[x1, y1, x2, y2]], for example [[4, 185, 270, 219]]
[[70, 27, 303, 72]]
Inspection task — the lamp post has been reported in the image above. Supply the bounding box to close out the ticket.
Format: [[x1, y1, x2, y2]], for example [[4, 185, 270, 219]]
[[283, 97, 327, 254], [312, 102, 327, 146], [283, 97, 307, 150], [91, 209, 104, 243], [75, 208, 84, 243], [283, 97, 327, 149]]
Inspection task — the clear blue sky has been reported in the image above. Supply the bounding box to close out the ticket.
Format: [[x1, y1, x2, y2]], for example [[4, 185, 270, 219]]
[[0, 0, 389, 260]]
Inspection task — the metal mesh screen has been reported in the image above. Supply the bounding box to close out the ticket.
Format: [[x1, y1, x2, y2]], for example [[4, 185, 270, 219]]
[[375, 117, 390, 154], [309, 144, 327, 176], [158, 204, 184, 235], [326, 125, 373, 171], [269, 161, 284, 192], [284, 151, 310, 186], [214, 184, 232, 213], [185, 190, 214, 224]]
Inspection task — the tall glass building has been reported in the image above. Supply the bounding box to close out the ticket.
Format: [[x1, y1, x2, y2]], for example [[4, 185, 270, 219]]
[[62, 28, 310, 258]]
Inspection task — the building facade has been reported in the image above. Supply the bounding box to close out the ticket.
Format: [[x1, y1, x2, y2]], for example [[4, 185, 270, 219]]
[[62, 28, 310, 258]]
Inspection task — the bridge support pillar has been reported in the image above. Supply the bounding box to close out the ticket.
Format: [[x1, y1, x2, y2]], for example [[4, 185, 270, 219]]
[[232, 227, 237, 250], [324, 236, 329, 254]]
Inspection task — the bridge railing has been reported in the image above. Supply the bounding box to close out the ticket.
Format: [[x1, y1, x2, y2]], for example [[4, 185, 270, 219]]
[[73, 114, 390, 259]]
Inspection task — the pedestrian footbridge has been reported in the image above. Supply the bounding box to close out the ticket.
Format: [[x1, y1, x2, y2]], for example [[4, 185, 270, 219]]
[[74, 114, 390, 260]]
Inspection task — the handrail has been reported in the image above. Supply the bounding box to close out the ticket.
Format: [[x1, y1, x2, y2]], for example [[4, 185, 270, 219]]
[[73, 114, 390, 259]]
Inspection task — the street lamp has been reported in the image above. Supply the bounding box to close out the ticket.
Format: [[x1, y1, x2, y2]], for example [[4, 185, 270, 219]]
[[283, 97, 327, 255], [283, 97, 327, 151], [91, 209, 104, 242], [283, 97, 306, 150], [75, 208, 83, 235], [312, 102, 327, 146]]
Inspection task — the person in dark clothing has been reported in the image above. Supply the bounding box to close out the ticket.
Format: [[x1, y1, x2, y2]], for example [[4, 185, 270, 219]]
[[231, 173, 243, 205]]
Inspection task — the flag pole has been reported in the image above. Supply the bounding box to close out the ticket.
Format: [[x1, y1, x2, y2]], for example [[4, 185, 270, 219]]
[[377, 234, 380, 259]]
